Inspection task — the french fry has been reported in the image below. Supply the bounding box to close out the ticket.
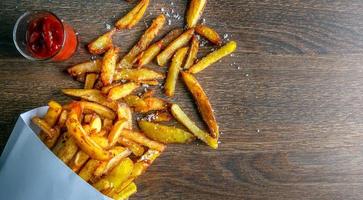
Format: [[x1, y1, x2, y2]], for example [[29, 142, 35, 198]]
[[141, 97, 169, 113], [69, 150, 90, 172], [181, 72, 219, 138], [88, 29, 116, 55], [83, 113, 93, 123], [79, 159, 102, 182], [117, 14, 166, 69], [118, 137, 145, 157], [103, 118, 114, 132], [138, 120, 195, 144], [186, 0, 207, 28], [101, 82, 122, 94], [115, 0, 150, 29], [101, 47, 120, 86], [112, 182, 137, 200], [114, 68, 165, 81], [32, 117, 59, 139], [90, 135, 110, 149], [84, 73, 98, 89], [170, 104, 218, 149], [52, 132, 69, 154], [187, 41, 237, 74], [108, 120, 129, 146], [184, 35, 199, 69], [164, 47, 189, 97], [121, 129, 166, 152], [80, 101, 116, 120], [195, 24, 222, 45], [57, 109, 68, 128], [135, 28, 183, 67], [39, 101, 63, 148], [56, 136, 79, 164], [62, 89, 118, 111], [67, 60, 101, 77], [108, 82, 140, 100], [66, 110, 112, 161], [149, 110, 173, 122], [117, 103, 133, 129], [156, 28, 195, 66], [89, 114, 102, 133]]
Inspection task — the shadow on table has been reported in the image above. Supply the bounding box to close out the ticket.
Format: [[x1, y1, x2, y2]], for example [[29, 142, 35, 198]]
[[0, 15, 22, 58]]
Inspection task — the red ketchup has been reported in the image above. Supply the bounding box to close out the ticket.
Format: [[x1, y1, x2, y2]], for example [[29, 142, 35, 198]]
[[26, 13, 77, 61]]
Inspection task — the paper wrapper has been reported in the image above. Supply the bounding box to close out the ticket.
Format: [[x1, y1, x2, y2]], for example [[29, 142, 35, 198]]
[[0, 107, 112, 200]]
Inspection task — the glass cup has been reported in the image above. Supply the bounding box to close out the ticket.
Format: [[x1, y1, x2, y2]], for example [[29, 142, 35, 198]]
[[13, 10, 78, 62]]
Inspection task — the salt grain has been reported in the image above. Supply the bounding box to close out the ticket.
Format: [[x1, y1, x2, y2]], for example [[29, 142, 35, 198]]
[[245, 74, 249, 77], [201, 18, 206, 24], [237, 66, 241, 70], [161, 8, 165, 12], [256, 129, 260, 133], [105, 23, 111, 30], [168, 19, 172, 25], [90, 55, 97, 60], [223, 33, 229, 39]]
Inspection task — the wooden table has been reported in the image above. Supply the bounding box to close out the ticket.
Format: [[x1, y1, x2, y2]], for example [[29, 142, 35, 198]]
[[1, 1, 363, 199]]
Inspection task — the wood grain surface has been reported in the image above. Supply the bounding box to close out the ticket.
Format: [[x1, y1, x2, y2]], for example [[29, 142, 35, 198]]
[[1, 0, 363, 199]]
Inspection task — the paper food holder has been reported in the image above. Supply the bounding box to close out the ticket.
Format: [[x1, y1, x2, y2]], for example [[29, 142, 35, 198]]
[[0, 107, 112, 200]]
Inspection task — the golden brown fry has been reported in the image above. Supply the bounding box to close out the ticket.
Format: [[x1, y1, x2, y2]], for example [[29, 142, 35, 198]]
[[57, 109, 68, 128], [103, 118, 114, 132], [56, 136, 78, 164], [117, 103, 133, 129], [67, 60, 102, 77], [118, 137, 145, 157], [62, 89, 118, 111], [84, 73, 98, 89], [90, 135, 110, 149], [164, 47, 189, 97], [112, 182, 137, 200], [141, 97, 169, 113], [181, 72, 219, 138], [108, 82, 140, 101], [149, 110, 173, 122], [138, 120, 195, 144], [115, 0, 150, 29], [123, 95, 148, 110], [39, 101, 63, 148], [108, 120, 129, 146], [83, 113, 93, 123], [80, 101, 116, 120], [195, 24, 222, 45], [89, 114, 102, 133], [135, 28, 183, 67], [66, 111, 111, 161], [69, 150, 90, 172], [186, 0, 207, 28], [52, 132, 68, 154], [101, 82, 122, 94], [184, 35, 199, 69], [32, 117, 59, 139], [114, 68, 165, 81], [101, 47, 120, 86], [121, 129, 166, 152], [156, 29, 195, 66], [117, 14, 166, 69], [187, 41, 237, 74], [88, 29, 116, 55], [79, 159, 102, 182], [171, 104, 218, 149]]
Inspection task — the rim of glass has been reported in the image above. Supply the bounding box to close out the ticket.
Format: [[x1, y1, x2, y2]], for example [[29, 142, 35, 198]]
[[13, 10, 66, 61]]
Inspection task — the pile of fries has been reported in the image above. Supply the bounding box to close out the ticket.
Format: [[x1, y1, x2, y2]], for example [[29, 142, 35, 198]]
[[31, 0, 236, 199]]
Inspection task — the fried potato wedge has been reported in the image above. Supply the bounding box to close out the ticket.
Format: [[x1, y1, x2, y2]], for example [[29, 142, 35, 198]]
[[69, 150, 90, 172], [90, 135, 110, 149], [84, 73, 98, 89], [186, 0, 207, 28], [112, 182, 137, 200], [117, 103, 133, 129], [101, 82, 122, 94], [138, 120, 195, 144], [164, 47, 189, 97], [141, 97, 169, 113], [171, 104, 218, 149], [88, 29, 116, 55], [39, 101, 63, 148], [181, 72, 219, 138], [66, 111, 111, 161], [135, 28, 183, 67], [68, 60, 102, 77], [57, 109, 68, 128], [156, 28, 194, 66], [101, 47, 120, 86], [184, 35, 199, 69], [79, 159, 102, 182], [114, 68, 165, 81], [187, 41, 237, 74], [108, 120, 129, 146], [108, 82, 140, 100], [52, 132, 69, 154], [195, 24, 222, 45], [118, 137, 145, 156], [62, 89, 118, 111], [118, 14, 165, 69], [115, 0, 150, 29], [56, 136, 79, 164], [123, 95, 147, 109], [121, 129, 166, 152], [90, 115, 102, 133], [32, 116, 59, 139], [80, 101, 116, 120]]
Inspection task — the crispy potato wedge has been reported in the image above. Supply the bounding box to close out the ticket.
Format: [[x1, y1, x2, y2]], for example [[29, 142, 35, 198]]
[[114, 68, 165, 81], [84, 73, 98, 89], [56, 136, 79, 164], [117, 14, 165, 69], [32, 117, 59, 139], [69, 150, 90, 172], [135, 28, 183, 67], [90, 135, 110, 149], [187, 41, 237, 74], [101, 47, 120, 86], [101, 82, 122, 94], [186, 0, 207, 28], [62, 89, 118, 111], [52, 132, 68, 154], [156, 28, 195, 66], [181, 72, 219, 138], [88, 29, 116, 55], [80, 101, 116, 120], [112, 182, 137, 200], [103, 118, 114, 133], [171, 104, 218, 149], [66, 111, 112, 161], [67, 60, 102, 77], [90, 115, 102, 133], [164, 47, 189, 97], [39, 101, 63, 148], [108, 82, 140, 100], [57, 109, 68, 128], [195, 24, 222, 45], [138, 120, 195, 144], [141, 97, 169, 113], [117, 103, 133, 129], [121, 129, 166, 152], [115, 0, 150, 29], [108, 120, 129, 146], [123, 95, 147, 109], [184, 35, 199, 69], [118, 137, 145, 156], [79, 159, 102, 182]]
